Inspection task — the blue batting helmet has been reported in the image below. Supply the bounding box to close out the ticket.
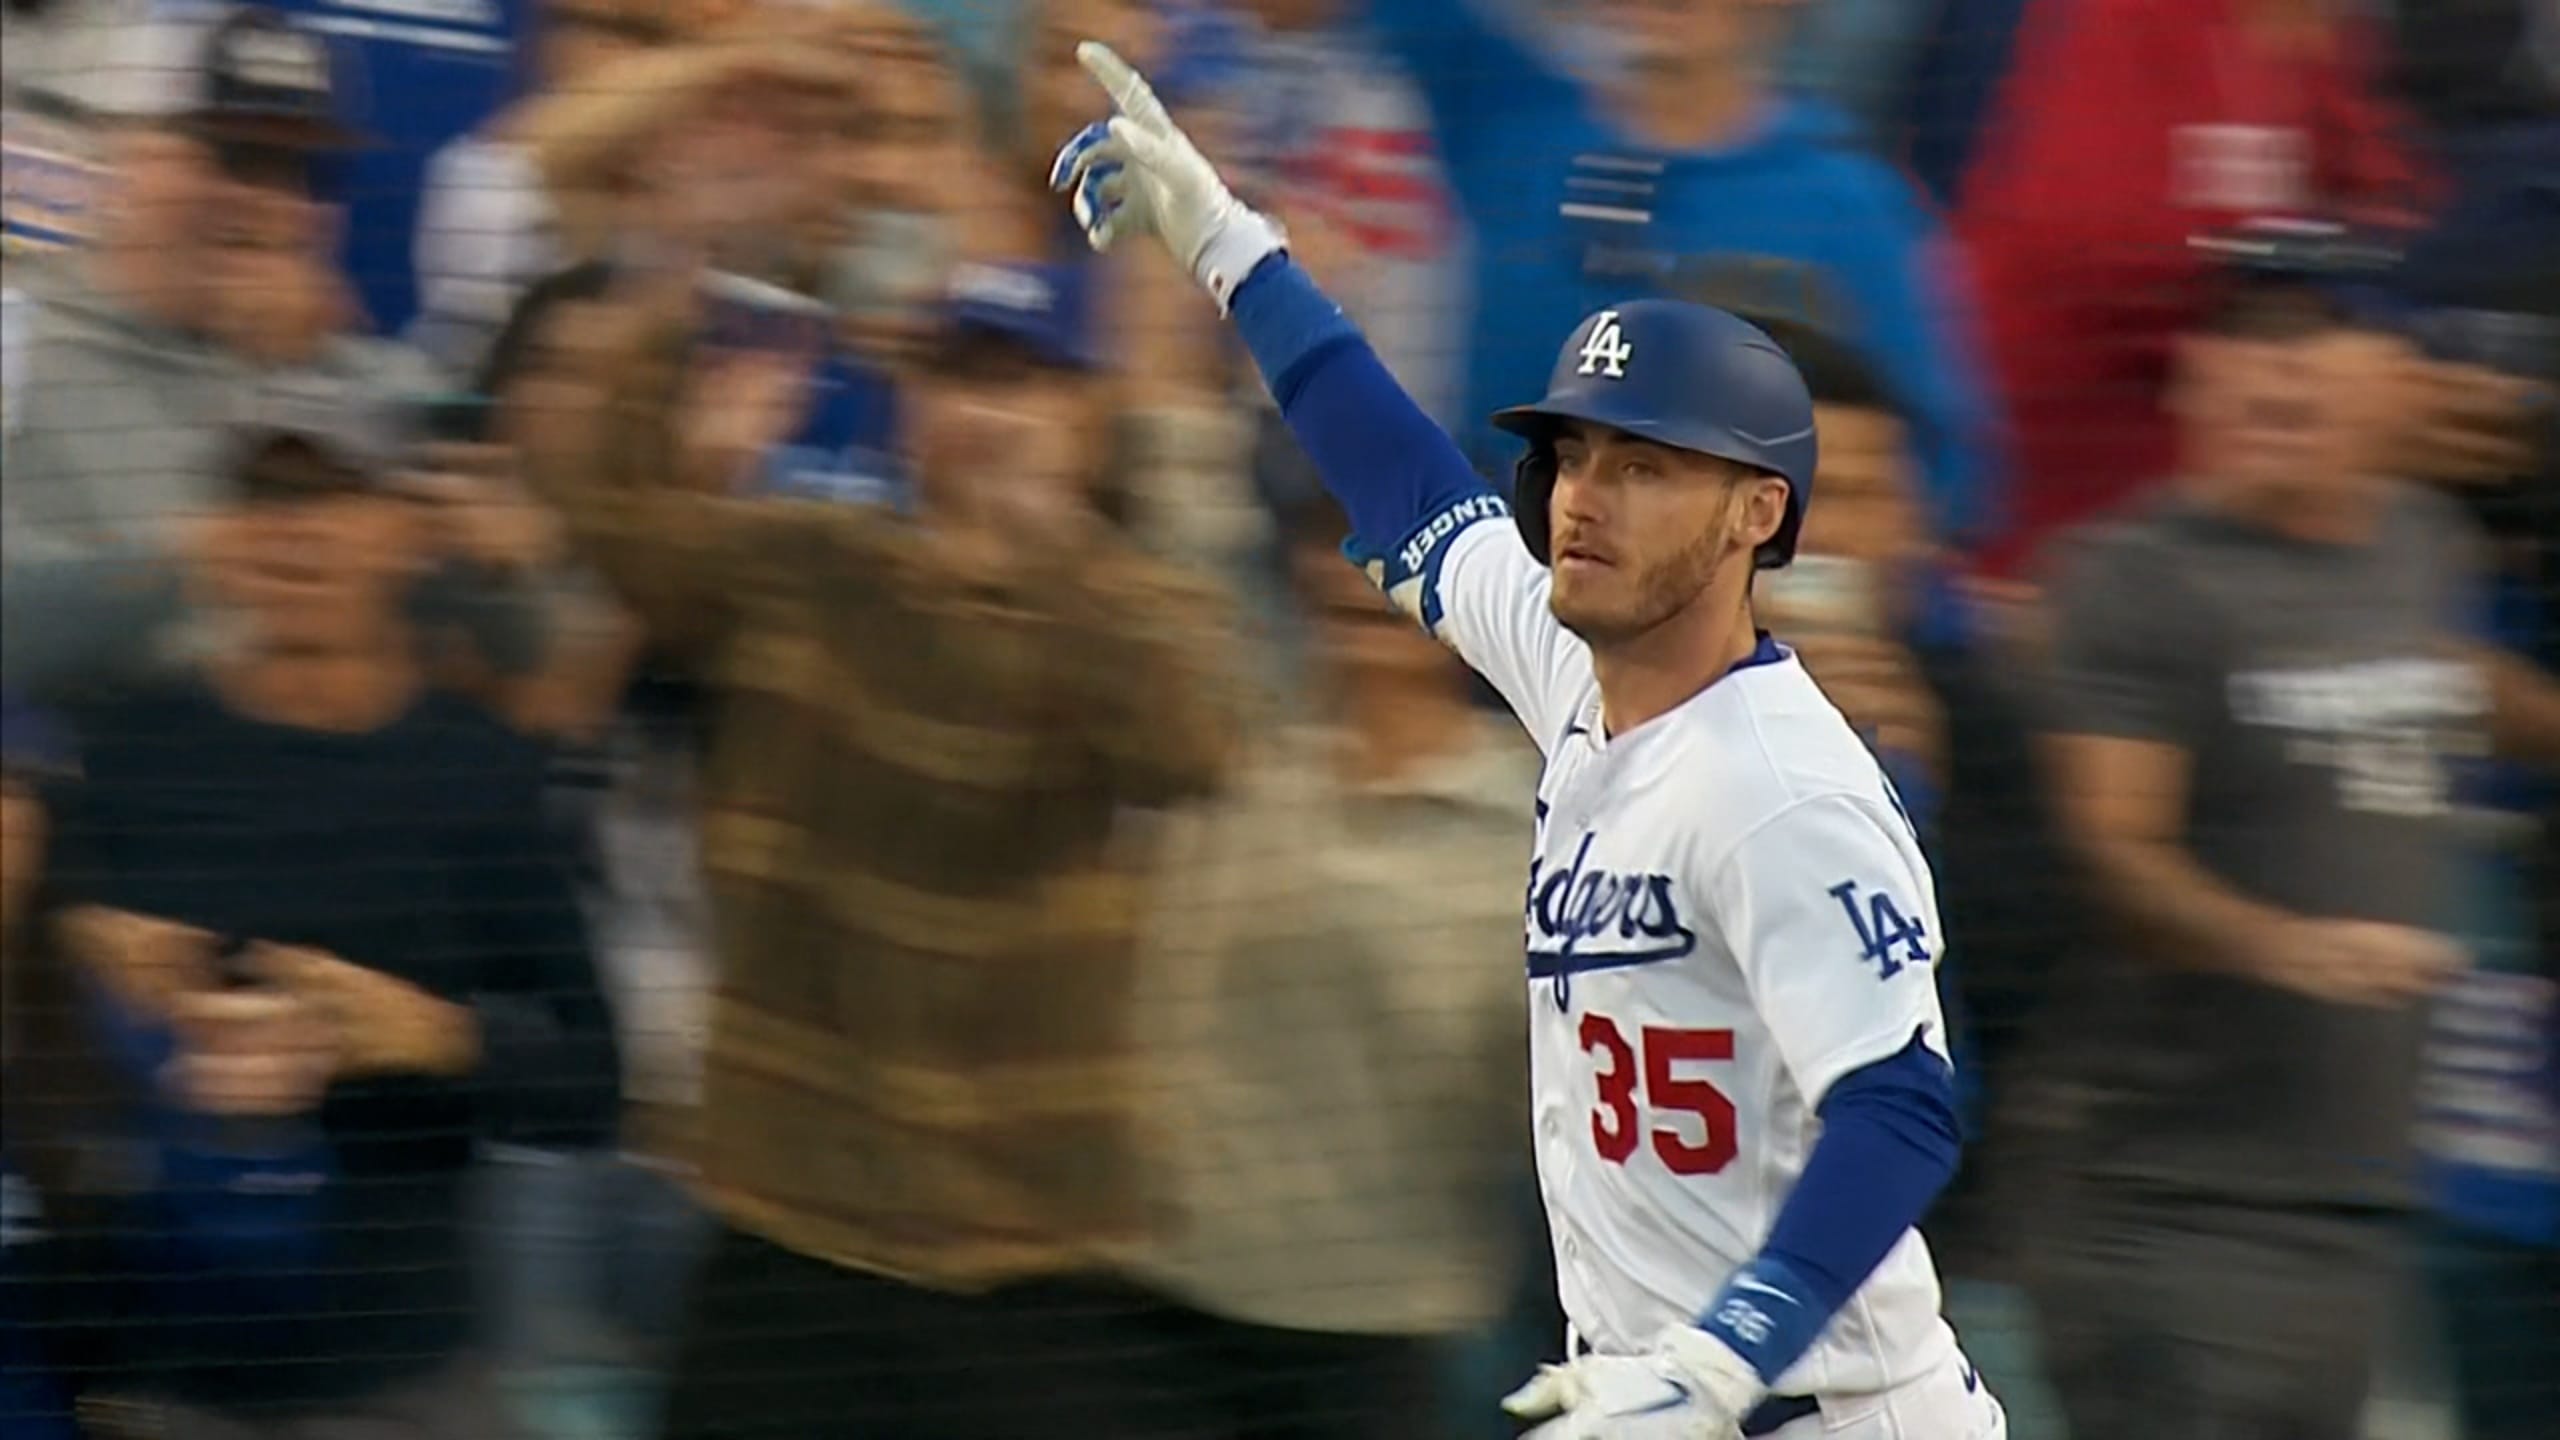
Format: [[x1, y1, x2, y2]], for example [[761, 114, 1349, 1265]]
[[1493, 300, 1818, 569]]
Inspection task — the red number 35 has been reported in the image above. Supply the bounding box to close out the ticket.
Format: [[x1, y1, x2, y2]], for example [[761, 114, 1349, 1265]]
[[1580, 1014, 1739, 1176]]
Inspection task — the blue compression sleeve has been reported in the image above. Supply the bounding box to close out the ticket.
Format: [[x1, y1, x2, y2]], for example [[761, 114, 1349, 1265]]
[[1228, 255, 1499, 560], [1695, 1031, 1961, 1382]]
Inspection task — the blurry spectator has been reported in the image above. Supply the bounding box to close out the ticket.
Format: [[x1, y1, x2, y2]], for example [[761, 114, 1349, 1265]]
[[1954, 0, 2433, 581], [30, 428, 619, 1434], [2401, 134, 2560, 1440], [410, 0, 677, 380], [1011, 0, 1228, 407], [1128, 491, 1536, 1439], [0, 4, 558, 696], [2028, 223, 2560, 1440], [2, 693, 75, 1440], [4, 0, 532, 330], [1750, 314, 1944, 796], [804, 0, 982, 366], [498, 5, 864, 281], [1773, 0, 1933, 143], [2387, 0, 2559, 135], [490, 6, 960, 509], [465, 259, 714, 1440], [1363, 0, 2000, 553], [515, 255, 1240, 1437], [1185, 0, 1471, 422], [1893, 0, 2031, 207]]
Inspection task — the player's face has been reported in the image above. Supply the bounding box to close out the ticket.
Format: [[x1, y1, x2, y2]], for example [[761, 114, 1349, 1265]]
[[1544, 421, 1784, 645]]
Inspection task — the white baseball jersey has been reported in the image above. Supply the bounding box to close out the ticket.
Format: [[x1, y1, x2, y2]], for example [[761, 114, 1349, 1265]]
[[1413, 513, 1962, 1399]]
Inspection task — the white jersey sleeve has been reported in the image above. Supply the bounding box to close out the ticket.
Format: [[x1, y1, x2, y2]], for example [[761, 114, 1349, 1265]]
[[1407, 509, 1591, 755], [1707, 790, 1949, 1107]]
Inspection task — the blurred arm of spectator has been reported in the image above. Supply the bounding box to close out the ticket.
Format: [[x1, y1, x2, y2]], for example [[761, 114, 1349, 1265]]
[[518, 275, 1238, 797], [510, 33, 842, 265], [2481, 644, 2560, 767], [2040, 530, 2460, 1006], [505, 285, 775, 663], [2383, 347, 2550, 486], [0, 698, 58, 952]]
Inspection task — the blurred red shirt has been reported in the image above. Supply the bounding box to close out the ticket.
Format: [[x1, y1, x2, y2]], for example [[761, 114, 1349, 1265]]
[[1953, 0, 2428, 579]]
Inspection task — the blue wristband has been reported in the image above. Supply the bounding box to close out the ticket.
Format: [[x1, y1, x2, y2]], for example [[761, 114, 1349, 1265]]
[[1697, 1256, 1827, 1384]]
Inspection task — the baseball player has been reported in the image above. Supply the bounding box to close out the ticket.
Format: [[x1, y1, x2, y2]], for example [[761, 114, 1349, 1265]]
[[1053, 43, 2005, 1440]]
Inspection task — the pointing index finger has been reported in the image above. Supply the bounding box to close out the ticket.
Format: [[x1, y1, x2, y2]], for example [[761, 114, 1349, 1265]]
[[1077, 41, 1166, 128]]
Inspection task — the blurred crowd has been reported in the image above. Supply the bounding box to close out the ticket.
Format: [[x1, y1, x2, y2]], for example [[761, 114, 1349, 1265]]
[[0, 0, 2554, 1438]]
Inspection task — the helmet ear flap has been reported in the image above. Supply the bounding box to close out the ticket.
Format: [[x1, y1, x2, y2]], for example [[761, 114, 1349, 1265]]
[[1512, 443, 1558, 566]]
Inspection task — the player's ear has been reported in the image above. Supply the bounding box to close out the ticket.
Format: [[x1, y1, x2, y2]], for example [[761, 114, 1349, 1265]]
[[1733, 472, 1790, 554]]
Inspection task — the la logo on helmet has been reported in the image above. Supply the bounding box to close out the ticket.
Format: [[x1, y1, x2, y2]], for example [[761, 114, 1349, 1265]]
[[1577, 311, 1634, 379]]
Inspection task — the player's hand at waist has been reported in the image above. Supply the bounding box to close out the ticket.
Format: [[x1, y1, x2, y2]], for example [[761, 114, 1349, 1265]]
[[1503, 1324, 1763, 1440], [1505, 1256, 1845, 1439], [1047, 42, 1286, 314]]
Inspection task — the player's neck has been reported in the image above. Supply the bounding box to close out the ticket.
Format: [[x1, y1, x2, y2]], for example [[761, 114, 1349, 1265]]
[[1606, 53, 1767, 153], [1591, 591, 1763, 740]]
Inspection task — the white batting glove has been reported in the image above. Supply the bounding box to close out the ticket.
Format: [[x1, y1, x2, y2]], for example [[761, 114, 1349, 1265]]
[[1046, 41, 1286, 313], [1502, 1326, 1763, 1440]]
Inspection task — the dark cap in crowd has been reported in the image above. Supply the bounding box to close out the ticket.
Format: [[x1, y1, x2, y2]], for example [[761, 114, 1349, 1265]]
[[227, 427, 380, 504], [62, 3, 370, 149], [2190, 217, 2405, 337], [940, 260, 1099, 372]]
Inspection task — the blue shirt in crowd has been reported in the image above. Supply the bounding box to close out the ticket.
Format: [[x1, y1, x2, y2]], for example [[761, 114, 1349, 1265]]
[[265, 0, 531, 332], [1360, 0, 2002, 547]]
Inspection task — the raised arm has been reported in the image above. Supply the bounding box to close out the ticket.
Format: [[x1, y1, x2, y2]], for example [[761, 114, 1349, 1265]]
[[1050, 43, 1587, 745]]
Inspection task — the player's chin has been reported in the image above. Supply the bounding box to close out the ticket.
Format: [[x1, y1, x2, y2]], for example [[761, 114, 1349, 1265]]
[[1548, 580, 1642, 646]]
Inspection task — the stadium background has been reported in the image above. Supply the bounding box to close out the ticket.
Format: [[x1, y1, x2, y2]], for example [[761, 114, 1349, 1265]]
[[1, 0, 2554, 1437]]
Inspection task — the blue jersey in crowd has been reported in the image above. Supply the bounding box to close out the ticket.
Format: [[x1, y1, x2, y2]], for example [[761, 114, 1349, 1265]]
[[1360, 0, 2001, 546], [2427, 568, 2560, 1248], [269, 0, 530, 334]]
